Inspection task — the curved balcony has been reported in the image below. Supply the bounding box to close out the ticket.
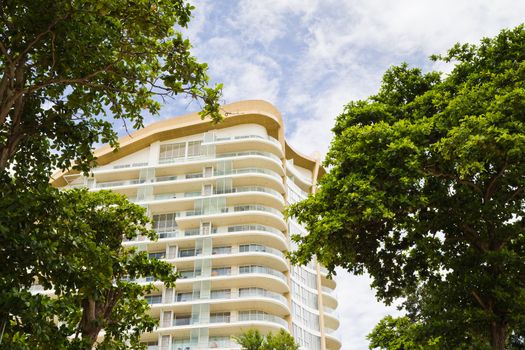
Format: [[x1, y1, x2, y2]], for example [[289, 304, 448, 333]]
[[207, 134, 283, 158], [325, 327, 342, 350], [212, 134, 280, 146], [214, 167, 282, 182], [143, 186, 285, 213], [174, 265, 288, 288], [154, 167, 283, 185], [324, 307, 340, 330], [124, 224, 287, 251], [168, 311, 288, 329], [92, 151, 284, 186], [168, 267, 290, 296], [320, 267, 337, 290], [322, 287, 338, 309], [156, 151, 283, 177], [150, 288, 289, 318], [176, 205, 286, 231], [286, 163, 313, 191], [95, 178, 145, 189], [171, 245, 287, 272]]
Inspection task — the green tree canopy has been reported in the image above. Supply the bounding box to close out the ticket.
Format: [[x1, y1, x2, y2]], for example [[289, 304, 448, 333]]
[[367, 316, 443, 350], [0, 0, 221, 183], [1, 189, 178, 349], [233, 329, 299, 350], [288, 25, 525, 349], [0, 1, 220, 347]]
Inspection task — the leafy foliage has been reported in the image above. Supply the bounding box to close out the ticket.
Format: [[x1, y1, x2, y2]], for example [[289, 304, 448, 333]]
[[288, 25, 525, 349], [233, 329, 299, 350], [0, 1, 219, 348], [0, 189, 178, 349], [367, 316, 443, 350], [0, 0, 222, 181]]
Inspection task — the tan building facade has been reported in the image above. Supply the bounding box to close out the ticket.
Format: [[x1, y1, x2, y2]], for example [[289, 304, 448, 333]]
[[53, 100, 341, 350]]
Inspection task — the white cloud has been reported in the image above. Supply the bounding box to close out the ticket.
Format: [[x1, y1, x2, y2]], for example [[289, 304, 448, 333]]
[[335, 270, 403, 349], [230, 0, 319, 46]]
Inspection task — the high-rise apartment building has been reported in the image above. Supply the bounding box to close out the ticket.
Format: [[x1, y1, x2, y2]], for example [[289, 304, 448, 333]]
[[52, 100, 341, 350]]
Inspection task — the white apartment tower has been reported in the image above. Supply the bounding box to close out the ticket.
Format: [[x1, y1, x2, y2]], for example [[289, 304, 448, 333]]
[[53, 100, 341, 350]]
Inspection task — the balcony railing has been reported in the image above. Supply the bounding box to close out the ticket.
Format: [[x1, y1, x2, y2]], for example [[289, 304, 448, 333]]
[[211, 134, 280, 146], [165, 311, 287, 328], [176, 265, 287, 283], [171, 244, 283, 260], [141, 186, 283, 204], [96, 178, 145, 188], [183, 204, 283, 219], [159, 150, 281, 165], [214, 167, 282, 181], [123, 224, 283, 243]]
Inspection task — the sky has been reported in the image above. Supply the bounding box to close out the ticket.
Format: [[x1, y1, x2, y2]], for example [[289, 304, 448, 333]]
[[145, 1, 525, 349]]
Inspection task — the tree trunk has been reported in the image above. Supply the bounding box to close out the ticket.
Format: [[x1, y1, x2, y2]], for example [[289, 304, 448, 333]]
[[490, 321, 507, 350], [80, 298, 102, 349]]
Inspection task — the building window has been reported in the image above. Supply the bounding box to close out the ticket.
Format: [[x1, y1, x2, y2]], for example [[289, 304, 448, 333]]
[[152, 213, 178, 233], [159, 142, 185, 162], [176, 292, 194, 302], [187, 140, 203, 158], [211, 289, 231, 299], [148, 251, 165, 260], [173, 315, 191, 326], [211, 267, 231, 276], [178, 248, 202, 258], [144, 294, 162, 304], [212, 246, 231, 255], [210, 312, 230, 323]]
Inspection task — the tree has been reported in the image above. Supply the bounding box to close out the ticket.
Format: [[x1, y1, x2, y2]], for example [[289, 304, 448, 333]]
[[1, 189, 178, 349], [288, 25, 525, 350], [367, 316, 442, 350], [262, 329, 300, 350], [233, 329, 265, 350], [1, 1, 220, 347], [0, 0, 222, 181], [233, 329, 299, 350]]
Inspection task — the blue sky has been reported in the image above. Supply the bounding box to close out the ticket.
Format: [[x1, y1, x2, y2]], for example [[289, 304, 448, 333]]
[[144, 1, 525, 348]]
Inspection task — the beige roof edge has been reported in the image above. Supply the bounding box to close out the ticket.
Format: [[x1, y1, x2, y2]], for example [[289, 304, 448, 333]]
[[51, 99, 325, 186]]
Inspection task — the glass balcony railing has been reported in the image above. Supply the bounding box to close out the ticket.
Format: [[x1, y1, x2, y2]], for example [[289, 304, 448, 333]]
[[238, 244, 284, 259], [139, 186, 283, 204], [208, 337, 238, 349], [214, 167, 282, 181], [227, 224, 282, 236], [124, 224, 283, 243], [238, 311, 289, 327], [147, 244, 283, 262], [322, 286, 336, 295], [159, 150, 281, 165], [324, 306, 338, 316], [140, 290, 289, 316], [176, 265, 287, 283], [325, 327, 342, 341], [96, 168, 283, 190], [184, 205, 283, 219], [215, 186, 282, 198], [239, 265, 287, 282], [216, 150, 281, 163], [166, 311, 287, 329], [212, 134, 280, 146], [95, 178, 145, 188]]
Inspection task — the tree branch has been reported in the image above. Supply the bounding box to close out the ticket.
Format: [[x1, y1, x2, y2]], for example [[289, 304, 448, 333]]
[[460, 224, 487, 253], [471, 290, 490, 312], [484, 157, 508, 203], [424, 166, 483, 195], [13, 13, 70, 65]]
